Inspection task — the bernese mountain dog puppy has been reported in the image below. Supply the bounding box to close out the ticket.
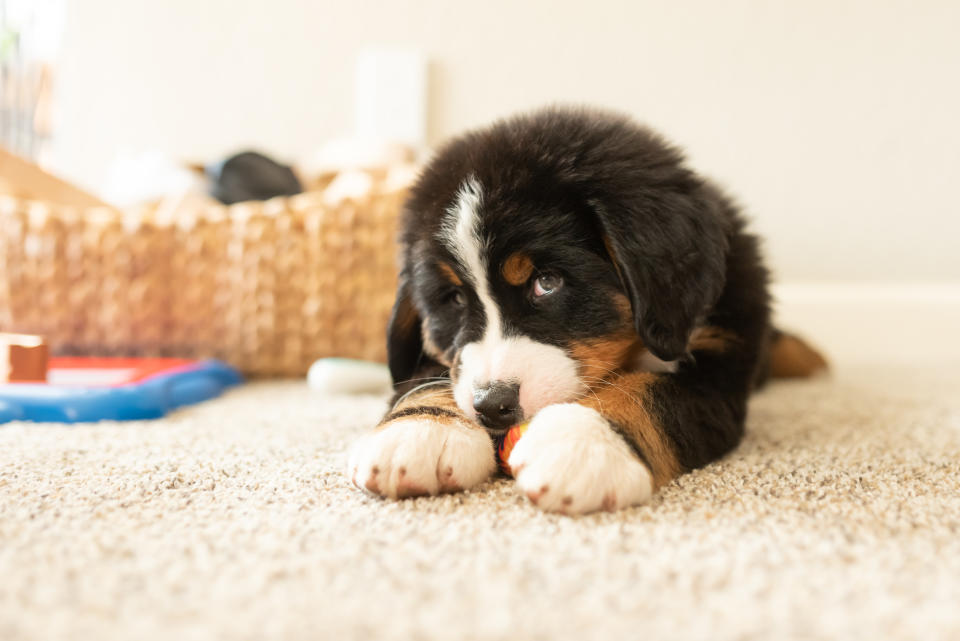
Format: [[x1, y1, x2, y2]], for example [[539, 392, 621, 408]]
[[348, 107, 826, 514]]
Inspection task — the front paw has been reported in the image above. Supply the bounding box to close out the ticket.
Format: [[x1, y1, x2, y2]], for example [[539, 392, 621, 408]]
[[507, 404, 653, 514], [347, 418, 496, 499]]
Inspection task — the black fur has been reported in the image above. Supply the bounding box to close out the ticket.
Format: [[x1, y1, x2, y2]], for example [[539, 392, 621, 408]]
[[388, 106, 771, 471]]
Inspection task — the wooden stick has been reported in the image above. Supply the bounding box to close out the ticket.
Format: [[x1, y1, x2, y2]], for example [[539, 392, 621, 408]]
[[0, 146, 109, 208]]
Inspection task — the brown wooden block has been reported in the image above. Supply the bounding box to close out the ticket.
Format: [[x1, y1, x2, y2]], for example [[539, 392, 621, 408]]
[[1, 333, 49, 382], [0, 146, 108, 208]]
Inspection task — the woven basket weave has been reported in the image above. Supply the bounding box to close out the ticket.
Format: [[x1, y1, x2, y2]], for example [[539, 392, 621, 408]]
[[0, 176, 407, 377]]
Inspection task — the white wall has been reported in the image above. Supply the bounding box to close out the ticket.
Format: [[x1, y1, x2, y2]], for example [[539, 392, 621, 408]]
[[52, 0, 960, 282]]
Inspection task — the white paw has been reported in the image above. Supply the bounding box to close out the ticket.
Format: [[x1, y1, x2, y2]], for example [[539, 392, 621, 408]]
[[507, 404, 653, 514], [347, 418, 496, 499]]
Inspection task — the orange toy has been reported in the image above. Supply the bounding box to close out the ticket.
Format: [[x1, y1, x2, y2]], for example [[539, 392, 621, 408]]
[[0, 333, 48, 383], [497, 421, 530, 475]]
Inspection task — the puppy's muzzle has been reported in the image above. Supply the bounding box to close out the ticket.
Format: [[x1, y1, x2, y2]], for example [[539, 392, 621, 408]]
[[473, 381, 522, 432]]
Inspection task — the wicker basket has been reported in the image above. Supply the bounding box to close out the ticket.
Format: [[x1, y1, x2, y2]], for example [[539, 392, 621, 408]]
[[0, 174, 408, 377]]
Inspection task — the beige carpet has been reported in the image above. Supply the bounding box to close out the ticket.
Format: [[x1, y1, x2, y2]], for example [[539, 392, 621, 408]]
[[2, 363, 959, 641]]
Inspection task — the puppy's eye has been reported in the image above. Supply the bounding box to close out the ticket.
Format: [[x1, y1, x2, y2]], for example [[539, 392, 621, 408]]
[[532, 273, 563, 298], [444, 290, 466, 308]]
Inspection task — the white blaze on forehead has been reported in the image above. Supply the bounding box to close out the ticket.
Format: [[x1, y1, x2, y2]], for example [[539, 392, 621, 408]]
[[438, 176, 584, 421], [437, 175, 502, 340]]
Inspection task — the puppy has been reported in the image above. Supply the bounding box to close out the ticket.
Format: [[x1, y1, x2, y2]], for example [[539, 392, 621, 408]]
[[348, 107, 826, 514]]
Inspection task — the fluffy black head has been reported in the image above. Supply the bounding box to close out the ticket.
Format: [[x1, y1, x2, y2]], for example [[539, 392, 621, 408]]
[[388, 106, 730, 391]]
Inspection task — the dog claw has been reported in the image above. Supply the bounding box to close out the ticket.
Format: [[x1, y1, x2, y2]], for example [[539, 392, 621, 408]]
[[439, 467, 459, 492], [601, 492, 617, 512], [525, 484, 549, 505]]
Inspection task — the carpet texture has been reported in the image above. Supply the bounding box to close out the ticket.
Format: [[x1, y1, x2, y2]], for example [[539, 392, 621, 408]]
[[1, 365, 959, 641]]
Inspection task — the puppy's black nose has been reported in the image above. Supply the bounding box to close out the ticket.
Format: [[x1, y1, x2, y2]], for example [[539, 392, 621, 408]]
[[473, 382, 522, 431]]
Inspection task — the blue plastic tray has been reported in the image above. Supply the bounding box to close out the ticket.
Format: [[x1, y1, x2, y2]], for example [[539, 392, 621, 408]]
[[0, 359, 243, 424]]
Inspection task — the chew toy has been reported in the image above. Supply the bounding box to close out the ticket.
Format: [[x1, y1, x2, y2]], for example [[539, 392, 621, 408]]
[[496, 421, 529, 475], [307, 358, 392, 394]]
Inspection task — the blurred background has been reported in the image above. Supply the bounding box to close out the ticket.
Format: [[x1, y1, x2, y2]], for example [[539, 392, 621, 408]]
[[3, 0, 959, 367]]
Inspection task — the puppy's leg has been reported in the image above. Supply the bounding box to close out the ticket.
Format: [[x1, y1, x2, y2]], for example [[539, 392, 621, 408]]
[[507, 373, 666, 514], [509, 347, 751, 514], [507, 399, 657, 514], [348, 383, 497, 499]]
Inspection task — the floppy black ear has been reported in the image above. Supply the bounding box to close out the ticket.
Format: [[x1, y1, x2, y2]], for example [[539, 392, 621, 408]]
[[592, 189, 729, 362], [386, 273, 426, 388]]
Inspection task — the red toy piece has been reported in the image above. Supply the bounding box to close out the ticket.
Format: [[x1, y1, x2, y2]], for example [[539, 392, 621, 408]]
[[497, 421, 529, 476]]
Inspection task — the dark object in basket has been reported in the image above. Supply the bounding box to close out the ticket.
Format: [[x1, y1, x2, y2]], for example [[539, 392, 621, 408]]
[[207, 151, 303, 204]]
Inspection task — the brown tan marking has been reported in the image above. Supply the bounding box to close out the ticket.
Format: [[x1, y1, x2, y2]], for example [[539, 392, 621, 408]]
[[579, 372, 682, 488], [420, 317, 452, 367], [569, 335, 641, 381], [502, 252, 535, 285], [391, 292, 420, 336], [688, 326, 739, 353], [769, 333, 829, 378], [437, 262, 463, 286], [567, 292, 640, 381], [602, 235, 627, 288], [378, 383, 466, 430], [449, 349, 462, 384]]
